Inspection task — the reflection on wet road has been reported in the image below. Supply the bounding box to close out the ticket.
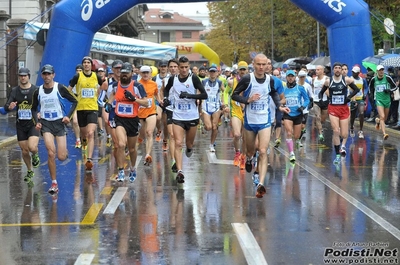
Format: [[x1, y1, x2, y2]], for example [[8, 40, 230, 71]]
[[0, 117, 399, 264]]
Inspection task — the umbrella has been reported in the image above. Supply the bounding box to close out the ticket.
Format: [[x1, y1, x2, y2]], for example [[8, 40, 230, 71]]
[[91, 59, 107, 71], [308, 56, 330, 67], [381, 56, 400, 68], [362, 53, 399, 71], [293, 56, 313, 65]]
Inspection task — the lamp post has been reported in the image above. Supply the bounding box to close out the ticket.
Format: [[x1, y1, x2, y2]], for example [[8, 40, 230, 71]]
[[271, 0, 274, 61]]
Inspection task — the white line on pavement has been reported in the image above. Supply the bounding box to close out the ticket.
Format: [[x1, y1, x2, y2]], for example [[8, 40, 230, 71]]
[[232, 223, 268, 265], [74, 253, 95, 265], [207, 152, 233, 165], [103, 187, 128, 214]]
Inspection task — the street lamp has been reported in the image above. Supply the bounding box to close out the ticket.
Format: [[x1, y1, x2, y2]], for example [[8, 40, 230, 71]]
[[271, 0, 274, 61]]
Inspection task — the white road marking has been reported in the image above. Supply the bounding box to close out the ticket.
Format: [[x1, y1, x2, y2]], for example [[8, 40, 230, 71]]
[[74, 253, 95, 265], [232, 223, 268, 265], [207, 152, 233, 165], [136, 155, 142, 168], [103, 187, 128, 214], [60, 158, 71, 166]]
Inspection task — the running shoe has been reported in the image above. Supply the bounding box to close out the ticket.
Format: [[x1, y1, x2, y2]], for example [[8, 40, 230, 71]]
[[85, 159, 93, 171], [144, 155, 152, 166], [245, 157, 253, 173], [239, 154, 246, 170], [98, 129, 104, 136], [129, 169, 137, 182], [24, 170, 34, 182], [383, 133, 389, 140], [333, 154, 341, 165], [375, 118, 380, 130], [255, 183, 266, 198], [296, 139, 303, 148], [340, 146, 347, 157], [185, 148, 193, 158], [318, 133, 324, 141], [117, 169, 125, 182], [31, 153, 40, 168], [82, 138, 87, 151], [358, 131, 364, 139], [48, 183, 59, 194], [274, 138, 281, 148], [162, 141, 168, 151], [75, 139, 82, 149], [289, 153, 296, 163], [233, 152, 240, 167], [155, 131, 162, 142], [350, 128, 355, 137], [106, 136, 112, 147], [252, 172, 260, 186], [176, 170, 185, 184], [209, 144, 215, 152], [171, 162, 178, 173], [27, 179, 34, 188], [138, 137, 144, 144]]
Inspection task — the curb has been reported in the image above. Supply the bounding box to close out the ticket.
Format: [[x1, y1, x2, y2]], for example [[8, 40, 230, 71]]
[[0, 136, 17, 148]]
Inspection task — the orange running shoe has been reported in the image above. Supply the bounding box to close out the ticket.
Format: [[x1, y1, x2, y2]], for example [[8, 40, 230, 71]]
[[162, 141, 168, 151], [239, 154, 246, 170], [155, 131, 162, 142], [85, 159, 93, 171], [233, 152, 240, 167], [144, 155, 152, 166], [138, 137, 144, 144]]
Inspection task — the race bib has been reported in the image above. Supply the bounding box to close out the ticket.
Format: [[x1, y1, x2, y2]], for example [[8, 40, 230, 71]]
[[332, 95, 345, 105], [376, 84, 386, 93], [81, 88, 95, 98], [208, 96, 217, 103], [250, 102, 265, 111], [177, 103, 191, 111], [44, 111, 58, 119], [18, 109, 32, 120], [117, 103, 133, 115], [286, 97, 299, 107]]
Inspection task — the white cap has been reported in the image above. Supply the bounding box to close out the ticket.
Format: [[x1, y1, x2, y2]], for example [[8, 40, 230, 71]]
[[225, 67, 231, 72], [97, 67, 105, 72], [377, 65, 384, 71], [352, 66, 360, 73], [298, 70, 307, 77], [140, 65, 151, 72]]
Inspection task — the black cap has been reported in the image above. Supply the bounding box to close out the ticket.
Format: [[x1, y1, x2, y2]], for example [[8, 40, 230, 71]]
[[41, 64, 54, 74], [120, 62, 133, 73], [199, 66, 206, 71], [75, 64, 83, 71], [18, 67, 30, 76], [158, 60, 168, 67], [82, 56, 93, 65], [332, 62, 342, 68], [112, 59, 123, 68]]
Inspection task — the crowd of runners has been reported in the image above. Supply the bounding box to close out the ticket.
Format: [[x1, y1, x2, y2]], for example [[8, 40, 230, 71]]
[[4, 54, 398, 198]]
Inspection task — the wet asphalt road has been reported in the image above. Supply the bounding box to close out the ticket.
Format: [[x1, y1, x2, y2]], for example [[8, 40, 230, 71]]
[[0, 114, 399, 265]]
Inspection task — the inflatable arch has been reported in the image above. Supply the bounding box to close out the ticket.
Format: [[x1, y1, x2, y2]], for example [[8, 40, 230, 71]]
[[39, 0, 373, 85], [162, 42, 220, 67]]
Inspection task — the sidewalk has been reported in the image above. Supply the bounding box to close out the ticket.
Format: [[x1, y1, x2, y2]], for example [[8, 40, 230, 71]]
[[0, 113, 18, 147]]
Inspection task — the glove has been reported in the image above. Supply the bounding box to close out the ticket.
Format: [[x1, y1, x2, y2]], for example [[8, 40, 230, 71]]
[[297, 106, 305, 113], [318, 92, 323, 101], [163, 97, 170, 107], [124, 90, 136, 101], [350, 101, 357, 109], [104, 103, 112, 113], [179, 92, 190, 99], [307, 98, 313, 110]]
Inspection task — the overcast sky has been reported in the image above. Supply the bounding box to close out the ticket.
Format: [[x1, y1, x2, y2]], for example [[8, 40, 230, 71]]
[[147, 2, 209, 15]]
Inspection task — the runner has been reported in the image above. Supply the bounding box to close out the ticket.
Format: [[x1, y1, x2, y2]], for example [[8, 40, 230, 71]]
[[312, 65, 329, 142], [96, 67, 107, 137], [349, 66, 369, 139], [33, 64, 78, 195], [72, 64, 83, 148], [318, 62, 360, 164], [296, 70, 314, 145], [105, 62, 149, 182], [163, 56, 208, 183], [4, 67, 40, 186], [231, 54, 289, 198]]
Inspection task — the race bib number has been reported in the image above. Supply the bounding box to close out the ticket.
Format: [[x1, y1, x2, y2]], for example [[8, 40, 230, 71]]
[[332, 95, 345, 105], [376, 84, 386, 93], [81, 88, 95, 98], [250, 102, 265, 111], [18, 109, 32, 120], [117, 103, 133, 115], [208, 96, 217, 103], [44, 111, 58, 119], [286, 97, 299, 107], [177, 103, 191, 111]]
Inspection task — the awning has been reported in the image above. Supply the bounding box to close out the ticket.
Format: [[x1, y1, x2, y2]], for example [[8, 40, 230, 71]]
[[24, 22, 177, 61]]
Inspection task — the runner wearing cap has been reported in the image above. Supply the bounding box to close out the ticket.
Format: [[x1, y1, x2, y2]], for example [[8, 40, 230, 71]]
[[163, 56, 208, 184], [312, 65, 329, 142], [318, 62, 360, 165], [71, 64, 83, 148], [96, 67, 107, 137], [33, 64, 78, 195], [297, 70, 314, 145], [105, 62, 149, 182], [68, 56, 106, 171], [138, 65, 159, 166], [4, 67, 40, 186], [349, 66, 369, 139], [202, 65, 224, 152], [369, 65, 398, 140]]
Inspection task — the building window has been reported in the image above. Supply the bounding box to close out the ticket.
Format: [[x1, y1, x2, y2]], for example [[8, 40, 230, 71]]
[[161, 32, 170, 43], [182, 31, 192, 39]]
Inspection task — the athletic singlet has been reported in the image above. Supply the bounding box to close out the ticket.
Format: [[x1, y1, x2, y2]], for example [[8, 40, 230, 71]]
[[328, 76, 348, 105], [202, 78, 222, 113], [76, 71, 98, 111], [244, 73, 271, 125], [38, 82, 64, 121], [284, 84, 305, 117], [353, 77, 364, 101], [172, 74, 199, 121], [154, 74, 170, 90], [313, 76, 328, 102], [8, 85, 38, 122], [230, 77, 244, 117], [114, 81, 141, 118]]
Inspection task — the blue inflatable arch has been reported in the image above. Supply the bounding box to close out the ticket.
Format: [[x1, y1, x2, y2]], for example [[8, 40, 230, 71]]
[[39, 0, 373, 85]]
